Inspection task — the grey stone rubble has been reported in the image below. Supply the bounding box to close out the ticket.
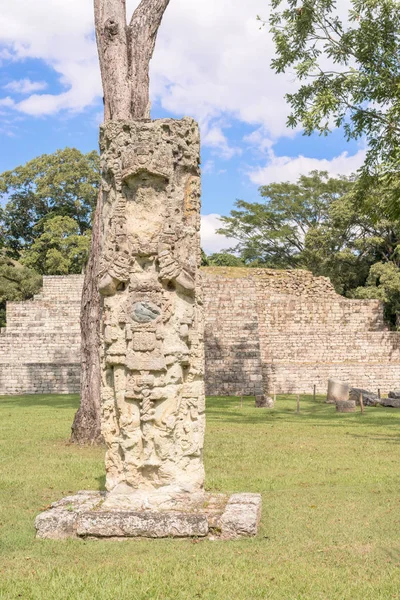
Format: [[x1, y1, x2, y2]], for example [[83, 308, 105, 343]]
[[349, 388, 380, 406], [335, 400, 356, 413], [255, 395, 274, 408], [380, 397, 400, 408], [35, 491, 262, 541], [348, 387, 400, 408]]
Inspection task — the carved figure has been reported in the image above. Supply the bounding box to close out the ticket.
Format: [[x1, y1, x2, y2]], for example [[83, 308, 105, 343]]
[[99, 118, 205, 495]]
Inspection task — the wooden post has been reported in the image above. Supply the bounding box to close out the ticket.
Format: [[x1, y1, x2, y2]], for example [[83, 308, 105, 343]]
[[296, 394, 300, 414], [378, 388, 381, 399], [313, 384, 316, 402], [360, 392, 364, 414], [240, 391, 243, 409]]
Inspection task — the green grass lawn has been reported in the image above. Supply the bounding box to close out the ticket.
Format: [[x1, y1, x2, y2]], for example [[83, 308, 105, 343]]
[[1, 394, 400, 599]]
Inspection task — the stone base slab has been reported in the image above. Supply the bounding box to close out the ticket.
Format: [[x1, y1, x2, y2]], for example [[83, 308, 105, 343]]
[[35, 491, 262, 540]]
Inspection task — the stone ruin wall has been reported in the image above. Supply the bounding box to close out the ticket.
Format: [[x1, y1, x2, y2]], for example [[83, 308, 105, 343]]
[[1, 268, 400, 397]]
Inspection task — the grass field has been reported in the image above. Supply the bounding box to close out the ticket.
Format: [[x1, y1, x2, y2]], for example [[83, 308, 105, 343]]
[[1, 393, 400, 599]]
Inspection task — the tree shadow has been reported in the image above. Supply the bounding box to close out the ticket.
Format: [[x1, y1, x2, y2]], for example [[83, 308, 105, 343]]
[[206, 395, 400, 429], [0, 394, 80, 410]]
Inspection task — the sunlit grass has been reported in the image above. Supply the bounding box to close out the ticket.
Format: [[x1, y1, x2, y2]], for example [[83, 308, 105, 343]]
[[1, 393, 400, 599]]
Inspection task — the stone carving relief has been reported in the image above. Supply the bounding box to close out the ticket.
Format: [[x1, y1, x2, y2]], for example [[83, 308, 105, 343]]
[[98, 118, 205, 495]]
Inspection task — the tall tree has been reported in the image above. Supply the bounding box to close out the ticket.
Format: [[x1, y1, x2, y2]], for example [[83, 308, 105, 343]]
[[71, 0, 171, 444], [0, 148, 99, 257], [266, 0, 400, 207], [217, 170, 400, 300], [0, 253, 42, 328], [21, 216, 91, 276]]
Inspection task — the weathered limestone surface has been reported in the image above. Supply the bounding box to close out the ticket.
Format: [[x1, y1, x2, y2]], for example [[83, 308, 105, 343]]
[[335, 400, 356, 413], [35, 491, 262, 540], [33, 119, 262, 541], [77, 511, 209, 538], [35, 492, 105, 539], [327, 379, 349, 404], [219, 493, 262, 539], [98, 119, 205, 496]]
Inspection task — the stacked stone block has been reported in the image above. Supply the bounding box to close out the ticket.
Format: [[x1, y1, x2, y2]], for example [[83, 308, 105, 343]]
[[0, 276, 82, 395], [1, 269, 400, 397]]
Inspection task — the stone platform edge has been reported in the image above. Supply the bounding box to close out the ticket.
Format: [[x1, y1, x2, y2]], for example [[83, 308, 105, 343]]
[[35, 491, 262, 541]]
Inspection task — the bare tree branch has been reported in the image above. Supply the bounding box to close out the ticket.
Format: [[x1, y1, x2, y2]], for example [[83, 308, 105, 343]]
[[128, 0, 171, 118], [94, 0, 131, 120], [94, 0, 170, 121]]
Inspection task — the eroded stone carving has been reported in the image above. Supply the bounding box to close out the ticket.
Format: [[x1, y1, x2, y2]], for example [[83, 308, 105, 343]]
[[98, 118, 205, 497]]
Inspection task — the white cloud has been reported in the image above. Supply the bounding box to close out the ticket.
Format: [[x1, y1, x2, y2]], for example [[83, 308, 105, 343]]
[[0, 0, 302, 141], [0, 0, 361, 165], [200, 214, 235, 254], [0, 0, 100, 115], [0, 96, 15, 108], [201, 121, 241, 160], [243, 127, 274, 154], [4, 78, 47, 94], [249, 148, 367, 185]]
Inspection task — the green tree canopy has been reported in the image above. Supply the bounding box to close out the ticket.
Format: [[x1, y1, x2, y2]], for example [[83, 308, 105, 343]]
[[0, 253, 42, 328], [207, 252, 245, 267], [0, 148, 100, 257], [21, 216, 92, 276], [217, 171, 400, 306], [266, 0, 400, 202]]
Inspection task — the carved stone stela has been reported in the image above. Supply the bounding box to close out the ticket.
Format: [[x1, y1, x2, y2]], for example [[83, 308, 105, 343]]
[[98, 118, 205, 497], [35, 118, 262, 540]]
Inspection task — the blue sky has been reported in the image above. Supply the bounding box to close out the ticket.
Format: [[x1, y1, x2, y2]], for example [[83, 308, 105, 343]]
[[0, 0, 365, 253]]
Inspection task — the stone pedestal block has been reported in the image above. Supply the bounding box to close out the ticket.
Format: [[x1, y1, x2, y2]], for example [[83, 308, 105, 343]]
[[335, 400, 356, 413], [35, 491, 262, 541]]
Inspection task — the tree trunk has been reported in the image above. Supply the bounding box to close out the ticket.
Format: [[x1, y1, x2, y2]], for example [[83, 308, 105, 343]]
[[71, 195, 103, 444], [71, 0, 170, 444]]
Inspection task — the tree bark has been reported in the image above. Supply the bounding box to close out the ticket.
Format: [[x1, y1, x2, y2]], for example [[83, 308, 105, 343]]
[[71, 195, 103, 444], [94, 0, 170, 121], [71, 0, 170, 443], [128, 0, 171, 118]]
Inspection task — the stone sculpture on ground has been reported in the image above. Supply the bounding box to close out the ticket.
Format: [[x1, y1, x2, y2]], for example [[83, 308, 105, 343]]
[[35, 0, 261, 541], [98, 118, 206, 499], [327, 379, 349, 404], [35, 119, 262, 540], [349, 388, 380, 407]]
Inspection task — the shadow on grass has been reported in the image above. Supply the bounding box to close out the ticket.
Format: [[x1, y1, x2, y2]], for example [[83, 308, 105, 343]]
[[348, 432, 400, 444], [96, 473, 106, 491], [206, 396, 400, 430], [0, 394, 80, 410]]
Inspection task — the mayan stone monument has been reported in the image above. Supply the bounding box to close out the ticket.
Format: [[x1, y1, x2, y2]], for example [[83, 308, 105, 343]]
[[34, 0, 261, 539], [98, 118, 206, 499], [35, 118, 262, 539]]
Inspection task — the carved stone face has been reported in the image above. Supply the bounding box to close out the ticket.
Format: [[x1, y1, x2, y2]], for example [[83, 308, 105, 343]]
[[123, 171, 167, 242]]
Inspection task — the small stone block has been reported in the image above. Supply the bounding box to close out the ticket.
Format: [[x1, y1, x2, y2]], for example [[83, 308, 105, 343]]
[[35, 492, 104, 539], [76, 511, 209, 538], [219, 493, 262, 539], [255, 396, 274, 408]]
